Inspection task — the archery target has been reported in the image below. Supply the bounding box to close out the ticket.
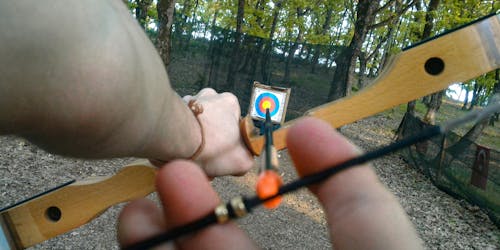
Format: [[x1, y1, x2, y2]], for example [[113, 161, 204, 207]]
[[250, 87, 288, 123], [255, 92, 279, 117]]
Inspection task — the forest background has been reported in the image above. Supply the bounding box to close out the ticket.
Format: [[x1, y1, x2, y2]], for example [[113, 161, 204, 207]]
[[125, 0, 499, 128]]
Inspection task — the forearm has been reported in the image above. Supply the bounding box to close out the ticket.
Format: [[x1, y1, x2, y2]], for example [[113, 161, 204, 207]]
[[0, 0, 200, 159]]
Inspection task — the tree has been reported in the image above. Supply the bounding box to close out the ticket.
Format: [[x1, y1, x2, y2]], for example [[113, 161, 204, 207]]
[[461, 81, 473, 110], [468, 81, 484, 110], [260, 0, 282, 83], [282, 4, 311, 85], [173, 0, 190, 45], [468, 72, 497, 109], [357, 0, 414, 89], [238, 0, 267, 78], [310, 0, 335, 74], [490, 69, 500, 126], [224, 0, 246, 90], [203, 7, 220, 88], [327, 0, 378, 101], [446, 71, 499, 159], [157, 0, 176, 67], [136, 0, 154, 29]]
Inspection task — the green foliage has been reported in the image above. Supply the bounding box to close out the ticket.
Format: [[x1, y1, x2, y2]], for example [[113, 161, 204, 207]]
[[437, 0, 496, 31], [147, 4, 157, 20], [125, 0, 138, 11], [474, 72, 497, 105], [124, 0, 499, 106], [124, 0, 498, 48]]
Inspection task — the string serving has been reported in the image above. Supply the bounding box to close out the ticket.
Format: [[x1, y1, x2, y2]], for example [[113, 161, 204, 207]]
[[123, 102, 500, 250]]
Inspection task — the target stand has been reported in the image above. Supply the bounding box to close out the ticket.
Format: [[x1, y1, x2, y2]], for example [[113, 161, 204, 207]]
[[247, 82, 291, 135]]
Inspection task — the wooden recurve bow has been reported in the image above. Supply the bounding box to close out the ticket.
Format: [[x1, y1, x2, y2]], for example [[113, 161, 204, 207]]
[[0, 13, 499, 249]]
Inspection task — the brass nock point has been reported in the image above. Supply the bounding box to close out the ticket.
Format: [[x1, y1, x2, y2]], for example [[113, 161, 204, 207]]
[[230, 197, 247, 218], [214, 204, 229, 224]]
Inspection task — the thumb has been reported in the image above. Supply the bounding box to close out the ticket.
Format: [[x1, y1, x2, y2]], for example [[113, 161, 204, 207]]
[[286, 118, 422, 250]]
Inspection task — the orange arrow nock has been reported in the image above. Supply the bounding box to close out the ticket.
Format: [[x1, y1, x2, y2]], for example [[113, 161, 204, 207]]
[[256, 170, 283, 209]]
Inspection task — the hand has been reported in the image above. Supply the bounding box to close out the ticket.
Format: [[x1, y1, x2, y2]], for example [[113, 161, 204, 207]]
[[119, 118, 423, 249], [182, 88, 253, 177]]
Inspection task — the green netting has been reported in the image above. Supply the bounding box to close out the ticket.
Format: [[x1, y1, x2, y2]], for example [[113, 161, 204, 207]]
[[398, 113, 500, 227]]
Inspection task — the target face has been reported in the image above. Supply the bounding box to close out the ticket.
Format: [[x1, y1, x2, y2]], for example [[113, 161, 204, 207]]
[[249, 83, 290, 124], [255, 92, 280, 117]]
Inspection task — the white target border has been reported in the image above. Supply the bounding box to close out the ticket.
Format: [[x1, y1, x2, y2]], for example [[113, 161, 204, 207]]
[[248, 81, 291, 124]]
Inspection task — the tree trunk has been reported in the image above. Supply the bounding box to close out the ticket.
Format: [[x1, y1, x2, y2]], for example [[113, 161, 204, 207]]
[[368, 50, 379, 77], [248, 38, 264, 81], [379, 19, 399, 70], [407, 101, 416, 115], [468, 82, 484, 110], [261, 3, 281, 83], [224, 0, 245, 91], [461, 87, 470, 110], [358, 51, 367, 89], [210, 29, 230, 90], [311, 5, 334, 74], [203, 10, 219, 87], [423, 90, 444, 124], [422, 0, 440, 38], [240, 0, 267, 74], [333, 9, 349, 43], [490, 69, 500, 125], [239, 36, 253, 73], [328, 0, 378, 101], [298, 43, 307, 61], [280, 41, 290, 62], [157, 0, 176, 67], [328, 48, 355, 100], [282, 28, 303, 85], [182, 0, 200, 51], [325, 41, 339, 69], [174, 0, 188, 43]]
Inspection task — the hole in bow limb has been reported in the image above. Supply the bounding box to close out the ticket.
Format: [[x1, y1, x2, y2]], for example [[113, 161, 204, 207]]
[[45, 206, 62, 222], [425, 57, 445, 75]]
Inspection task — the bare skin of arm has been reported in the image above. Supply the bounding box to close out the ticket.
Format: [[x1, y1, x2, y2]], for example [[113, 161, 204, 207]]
[[0, 0, 252, 177]]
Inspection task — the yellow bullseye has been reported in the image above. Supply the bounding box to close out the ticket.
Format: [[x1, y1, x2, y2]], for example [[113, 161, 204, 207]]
[[262, 100, 271, 110]]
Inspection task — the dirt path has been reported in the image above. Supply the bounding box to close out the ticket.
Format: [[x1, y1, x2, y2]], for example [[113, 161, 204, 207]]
[[1, 114, 499, 249]]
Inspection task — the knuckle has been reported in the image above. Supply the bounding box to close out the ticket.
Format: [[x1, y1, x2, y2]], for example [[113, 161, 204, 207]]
[[198, 88, 217, 97], [220, 92, 239, 105], [182, 95, 193, 103]]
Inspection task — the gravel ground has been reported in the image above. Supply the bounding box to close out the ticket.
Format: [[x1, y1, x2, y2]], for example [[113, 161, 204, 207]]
[[1, 114, 499, 249]]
